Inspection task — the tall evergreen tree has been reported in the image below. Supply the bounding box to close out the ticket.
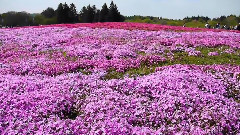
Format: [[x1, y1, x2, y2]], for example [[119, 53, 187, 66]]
[[79, 6, 88, 23], [86, 5, 96, 23], [80, 5, 96, 23], [99, 3, 109, 22], [0, 14, 2, 25], [56, 3, 64, 23], [62, 3, 70, 23], [69, 3, 79, 23], [93, 10, 100, 22], [108, 1, 125, 22]]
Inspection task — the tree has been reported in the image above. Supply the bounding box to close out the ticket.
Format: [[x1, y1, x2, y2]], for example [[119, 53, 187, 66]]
[[79, 5, 96, 23], [56, 3, 64, 23], [41, 7, 55, 18], [99, 3, 109, 22], [62, 3, 70, 23], [34, 14, 45, 25], [219, 16, 226, 22], [87, 5, 96, 23], [108, 1, 125, 22], [69, 3, 79, 23], [93, 10, 100, 22], [0, 14, 2, 25], [79, 6, 88, 23], [225, 15, 238, 26], [57, 3, 78, 23]]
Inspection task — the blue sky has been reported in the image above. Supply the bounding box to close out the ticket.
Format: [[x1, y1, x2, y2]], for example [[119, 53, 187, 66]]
[[0, 0, 239, 19]]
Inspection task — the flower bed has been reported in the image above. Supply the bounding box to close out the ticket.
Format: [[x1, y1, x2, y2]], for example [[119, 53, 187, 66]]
[[0, 23, 240, 134]]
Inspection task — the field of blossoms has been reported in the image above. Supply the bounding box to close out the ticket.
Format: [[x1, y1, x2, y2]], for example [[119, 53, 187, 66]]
[[0, 22, 240, 134]]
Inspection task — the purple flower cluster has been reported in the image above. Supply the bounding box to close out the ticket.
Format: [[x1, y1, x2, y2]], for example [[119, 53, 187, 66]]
[[208, 52, 219, 56], [185, 48, 202, 56]]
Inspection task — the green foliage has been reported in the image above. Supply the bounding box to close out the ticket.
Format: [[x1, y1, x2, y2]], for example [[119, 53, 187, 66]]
[[127, 65, 155, 77], [208, 20, 217, 28], [171, 52, 240, 65], [142, 18, 154, 23], [103, 69, 124, 80], [167, 20, 184, 26], [44, 17, 57, 25], [34, 15, 57, 25], [225, 15, 238, 26], [62, 51, 67, 58], [212, 15, 240, 28], [137, 51, 147, 56], [34, 14, 45, 25], [125, 16, 162, 24], [185, 20, 205, 28]]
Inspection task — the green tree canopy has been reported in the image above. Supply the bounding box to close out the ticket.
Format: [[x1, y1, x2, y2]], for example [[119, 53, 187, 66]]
[[41, 7, 55, 18], [2, 11, 33, 27]]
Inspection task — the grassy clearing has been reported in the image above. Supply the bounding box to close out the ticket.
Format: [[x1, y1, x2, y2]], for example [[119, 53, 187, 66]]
[[103, 46, 240, 80]]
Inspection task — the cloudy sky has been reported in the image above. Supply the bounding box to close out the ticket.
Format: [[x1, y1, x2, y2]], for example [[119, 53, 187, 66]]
[[0, 0, 239, 19]]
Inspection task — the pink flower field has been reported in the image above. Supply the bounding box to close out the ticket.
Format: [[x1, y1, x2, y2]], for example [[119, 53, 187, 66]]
[[0, 22, 240, 134]]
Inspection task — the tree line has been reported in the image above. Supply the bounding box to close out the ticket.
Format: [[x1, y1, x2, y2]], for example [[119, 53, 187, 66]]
[[0, 1, 125, 27], [125, 15, 240, 29], [1, 2, 239, 29]]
